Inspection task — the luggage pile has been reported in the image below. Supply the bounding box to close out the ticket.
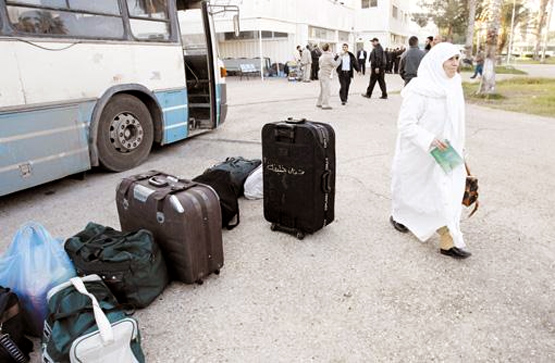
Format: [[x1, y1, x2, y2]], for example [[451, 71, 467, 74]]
[[0, 118, 335, 362]]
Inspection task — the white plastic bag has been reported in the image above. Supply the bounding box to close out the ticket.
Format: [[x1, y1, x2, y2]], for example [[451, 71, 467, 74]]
[[0, 222, 76, 336], [244, 165, 263, 200]]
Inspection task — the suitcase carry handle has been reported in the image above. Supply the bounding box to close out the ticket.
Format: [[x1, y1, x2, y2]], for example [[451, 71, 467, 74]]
[[321, 171, 332, 193], [275, 124, 295, 141], [148, 176, 169, 187]]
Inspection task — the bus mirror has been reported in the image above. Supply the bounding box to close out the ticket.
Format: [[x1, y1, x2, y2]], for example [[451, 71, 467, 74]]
[[233, 14, 240, 37]]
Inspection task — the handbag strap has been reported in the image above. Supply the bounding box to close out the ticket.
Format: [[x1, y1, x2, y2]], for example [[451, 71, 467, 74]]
[[464, 162, 472, 176], [69, 277, 114, 345]]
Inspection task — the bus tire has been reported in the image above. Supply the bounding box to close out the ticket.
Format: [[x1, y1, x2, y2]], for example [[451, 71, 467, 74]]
[[97, 94, 154, 172]]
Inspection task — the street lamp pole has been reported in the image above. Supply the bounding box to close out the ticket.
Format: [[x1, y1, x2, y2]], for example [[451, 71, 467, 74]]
[[506, 0, 516, 65]]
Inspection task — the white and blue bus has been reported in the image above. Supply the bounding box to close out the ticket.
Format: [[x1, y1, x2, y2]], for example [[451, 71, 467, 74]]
[[0, 0, 238, 196]]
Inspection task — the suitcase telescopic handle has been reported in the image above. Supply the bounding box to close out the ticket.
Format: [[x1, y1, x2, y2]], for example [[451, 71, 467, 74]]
[[275, 123, 296, 141], [321, 171, 332, 193], [285, 117, 307, 124]]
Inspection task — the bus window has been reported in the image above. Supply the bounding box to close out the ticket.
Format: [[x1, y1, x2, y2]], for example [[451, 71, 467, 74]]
[[179, 9, 207, 55], [6, 1, 124, 39], [125, 0, 170, 41]]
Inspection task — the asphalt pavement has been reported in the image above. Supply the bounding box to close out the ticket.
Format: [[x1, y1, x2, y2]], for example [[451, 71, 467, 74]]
[[1, 69, 554, 362]]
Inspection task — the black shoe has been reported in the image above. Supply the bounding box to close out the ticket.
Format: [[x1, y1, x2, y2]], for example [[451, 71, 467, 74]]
[[470, 76, 476, 79], [379, 95, 388, 99], [389, 216, 408, 233], [361, 94, 371, 98], [440, 247, 472, 259], [341, 102, 346, 105]]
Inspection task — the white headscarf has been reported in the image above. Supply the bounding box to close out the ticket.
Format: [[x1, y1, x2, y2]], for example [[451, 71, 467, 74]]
[[401, 42, 465, 152]]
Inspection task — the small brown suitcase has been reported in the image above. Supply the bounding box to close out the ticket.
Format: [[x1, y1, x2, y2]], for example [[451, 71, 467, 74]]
[[116, 170, 223, 284]]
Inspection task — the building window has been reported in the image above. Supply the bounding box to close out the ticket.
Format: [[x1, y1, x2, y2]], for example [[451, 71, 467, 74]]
[[6, 0, 124, 39], [362, 0, 377, 8], [274, 32, 288, 38], [392, 5, 398, 19], [338, 31, 349, 42]]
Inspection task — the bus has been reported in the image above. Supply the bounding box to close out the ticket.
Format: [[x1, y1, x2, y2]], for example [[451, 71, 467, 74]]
[[0, 0, 239, 197]]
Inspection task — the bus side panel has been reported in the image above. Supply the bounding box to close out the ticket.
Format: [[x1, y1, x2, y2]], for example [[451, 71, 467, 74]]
[[0, 102, 94, 196], [154, 88, 189, 145], [0, 43, 25, 108]]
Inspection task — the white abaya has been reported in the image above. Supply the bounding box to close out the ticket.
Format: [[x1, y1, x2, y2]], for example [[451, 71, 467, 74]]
[[391, 43, 467, 248]]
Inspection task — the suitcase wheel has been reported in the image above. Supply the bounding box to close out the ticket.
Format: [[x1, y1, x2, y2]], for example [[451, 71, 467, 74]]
[[214, 269, 220, 275], [270, 223, 277, 231], [296, 231, 305, 240], [195, 279, 204, 285]]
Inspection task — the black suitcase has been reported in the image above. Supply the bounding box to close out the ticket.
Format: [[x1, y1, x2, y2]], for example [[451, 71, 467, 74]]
[[116, 171, 223, 284], [262, 118, 335, 239]]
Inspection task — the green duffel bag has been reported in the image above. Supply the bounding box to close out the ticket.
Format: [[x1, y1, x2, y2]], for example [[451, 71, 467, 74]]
[[42, 275, 145, 363], [65, 222, 169, 309]]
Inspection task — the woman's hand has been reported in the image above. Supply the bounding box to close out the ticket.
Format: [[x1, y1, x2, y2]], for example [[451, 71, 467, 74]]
[[431, 138, 448, 151]]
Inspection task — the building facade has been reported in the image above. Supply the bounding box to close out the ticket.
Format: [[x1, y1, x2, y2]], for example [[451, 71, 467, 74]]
[[212, 0, 415, 65]]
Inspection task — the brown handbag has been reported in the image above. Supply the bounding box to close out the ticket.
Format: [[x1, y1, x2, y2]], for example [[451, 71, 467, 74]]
[[463, 163, 479, 217]]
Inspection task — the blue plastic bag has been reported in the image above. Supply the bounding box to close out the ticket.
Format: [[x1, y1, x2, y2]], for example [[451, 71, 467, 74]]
[[0, 222, 76, 336]]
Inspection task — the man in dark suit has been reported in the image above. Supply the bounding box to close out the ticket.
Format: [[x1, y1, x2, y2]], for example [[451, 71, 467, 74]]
[[311, 45, 322, 80], [335, 43, 360, 105], [362, 38, 388, 99], [357, 48, 368, 75]]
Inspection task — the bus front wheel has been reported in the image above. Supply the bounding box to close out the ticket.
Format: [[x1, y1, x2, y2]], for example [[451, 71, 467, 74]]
[[97, 94, 154, 172]]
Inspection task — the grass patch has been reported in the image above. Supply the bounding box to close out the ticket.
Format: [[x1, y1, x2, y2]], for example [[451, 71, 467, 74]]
[[514, 57, 555, 65], [463, 77, 555, 117], [460, 65, 527, 75]]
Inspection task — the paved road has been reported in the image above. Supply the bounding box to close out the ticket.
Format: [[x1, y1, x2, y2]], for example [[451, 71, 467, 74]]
[[1, 74, 554, 362]]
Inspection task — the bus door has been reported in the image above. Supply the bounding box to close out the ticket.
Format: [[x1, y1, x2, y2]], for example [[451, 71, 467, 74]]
[[178, 2, 216, 134]]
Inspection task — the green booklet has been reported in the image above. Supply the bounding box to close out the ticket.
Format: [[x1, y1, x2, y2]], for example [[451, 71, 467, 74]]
[[430, 140, 463, 173]]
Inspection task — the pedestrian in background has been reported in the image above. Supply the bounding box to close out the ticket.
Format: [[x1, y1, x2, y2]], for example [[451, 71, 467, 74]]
[[300, 45, 312, 82], [311, 44, 322, 80], [470, 48, 484, 79], [399, 36, 425, 85], [424, 36, 433, 53], [390, 42, 471, 259], [316, 43, 338, 110], [357, 47, 368, 75], [335, 43, 359, 105], [362, 38, 387, 99], [432, 34, 443, 47]]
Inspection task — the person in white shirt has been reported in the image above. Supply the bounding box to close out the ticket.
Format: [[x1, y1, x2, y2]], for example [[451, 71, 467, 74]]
[[335, 43, 359, 105], [300, 45, 312, 82], [357, 48, 368, 75], [390, 43, 471, 259]]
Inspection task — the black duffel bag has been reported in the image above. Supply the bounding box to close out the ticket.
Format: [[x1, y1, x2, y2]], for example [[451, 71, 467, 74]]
[[64, 223, 169, 309], [205, 157, 261, 196], [193, 170, 240, 230], [0, 287, 33, 363]]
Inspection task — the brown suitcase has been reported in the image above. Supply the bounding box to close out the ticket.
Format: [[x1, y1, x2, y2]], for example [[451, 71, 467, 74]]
[[116, 170, 223, 284]]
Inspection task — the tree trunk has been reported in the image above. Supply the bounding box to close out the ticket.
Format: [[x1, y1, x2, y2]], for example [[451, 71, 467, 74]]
[[533, 0, 550, 60], [465, 0, 478, 60], [479, 0, 503, 95]]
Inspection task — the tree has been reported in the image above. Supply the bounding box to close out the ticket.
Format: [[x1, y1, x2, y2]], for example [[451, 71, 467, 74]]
[[418, 0, 469, 37], [533, 0, 550, 60], [495, 0, 529, 54], [478, 0, 503, 95], [464, 0, 479, 60]]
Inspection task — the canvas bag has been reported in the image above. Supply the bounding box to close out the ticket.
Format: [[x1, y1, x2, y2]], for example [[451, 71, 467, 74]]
[[205, 157, 262, 196], [42, 275, 145, 363], [65, 222, 169, 309]]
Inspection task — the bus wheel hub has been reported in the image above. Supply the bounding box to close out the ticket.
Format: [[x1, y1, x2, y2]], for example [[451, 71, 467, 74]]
[[109, 113, 144, 152]]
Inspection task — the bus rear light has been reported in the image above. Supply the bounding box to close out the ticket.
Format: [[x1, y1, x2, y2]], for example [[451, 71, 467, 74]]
[[220, 67, 227, 78]]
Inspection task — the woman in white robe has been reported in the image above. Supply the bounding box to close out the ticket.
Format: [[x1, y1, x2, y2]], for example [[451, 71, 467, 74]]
[[390, 42, 471, 259]]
